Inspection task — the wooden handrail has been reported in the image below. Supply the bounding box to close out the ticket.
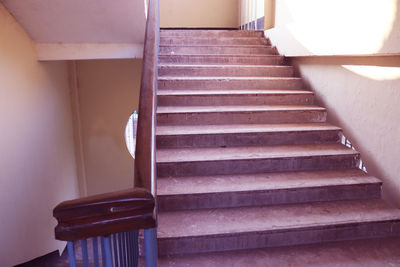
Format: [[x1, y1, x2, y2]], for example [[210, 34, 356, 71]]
[[53, 188, 155, 241], [52, 0, 160, 242], [134, 0, 159, 197]]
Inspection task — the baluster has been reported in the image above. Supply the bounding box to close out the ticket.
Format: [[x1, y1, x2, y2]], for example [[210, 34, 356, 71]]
[[127, 232, 132, 267], [102, 236, 113, 267], [122, 232, 127, 266], [144, 228, 157, 267], [113, 234, 119, 267], [118, 233, 123, 266], [133, 230, 139, 267], [67, 241, 77, 267], [93, 237, 100, 267], [81, 239, 89, 267]]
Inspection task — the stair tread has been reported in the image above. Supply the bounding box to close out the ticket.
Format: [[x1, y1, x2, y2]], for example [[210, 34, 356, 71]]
[[156, 237, 400, 266], [157, 199, 400, 238], [156, 143, 357, 163], [158, 64, 290, 68], [159, 54, 282, 58], [157, 169, 380, 196], [160, 44, 271, 48], [156, 122, 339, 135], [159, 76, 301, 81], [157, 89, 311, 96], [157, 105, 325, 114]]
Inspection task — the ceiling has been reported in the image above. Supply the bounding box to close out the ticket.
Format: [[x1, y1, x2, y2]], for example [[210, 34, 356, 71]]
[[1, 0, 146, 44]]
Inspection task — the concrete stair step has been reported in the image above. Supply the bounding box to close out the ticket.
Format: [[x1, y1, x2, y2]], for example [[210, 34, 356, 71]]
[[160, 29, 265, 38], [157, 105, 326, 126], [157, 169, 381, 211], [157, 199, 400, 255], [157, 89, 313, 106], [158, 77, 303, 90], [156, 237, 400, 266], [156, 144, 359, 177], [156, 123, 341, 148], [159, 54, 285, 65], [160, 45, 277, 55], [160, 36, 270, 46], [158, 64, 294, 77]]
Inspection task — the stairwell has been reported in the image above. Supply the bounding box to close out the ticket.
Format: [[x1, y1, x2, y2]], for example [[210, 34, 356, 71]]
[[155, 29, 400, 265]]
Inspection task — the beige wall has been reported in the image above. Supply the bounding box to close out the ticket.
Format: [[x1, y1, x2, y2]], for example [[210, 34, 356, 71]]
[[161, 0, 239, 28], [264, 0, 275, 30], [291, 56, 400, 206], [74, 59, 142, 196], [0, 4, 79, 266], [267, 0, 400, 56]]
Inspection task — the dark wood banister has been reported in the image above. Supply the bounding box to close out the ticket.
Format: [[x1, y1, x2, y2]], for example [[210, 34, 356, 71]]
[[53, 0, 159, 242]]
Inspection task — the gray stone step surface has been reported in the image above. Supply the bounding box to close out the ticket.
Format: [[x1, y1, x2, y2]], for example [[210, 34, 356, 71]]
[[159, 45, 277, 55], [160, 29, 265, 38], [157, 169, 381, 211], [160, 36, 270, 45], [156, 144, 360, 177], [156, 237, 400, 266], [159, 54, 285, 65], [156, 122, 341, 148], [157, 199, 400, 255], [157, 105, 327, 125], [158, 64, 294, 77], [158, 76, 303, 90], [157, 89, 313, 106]]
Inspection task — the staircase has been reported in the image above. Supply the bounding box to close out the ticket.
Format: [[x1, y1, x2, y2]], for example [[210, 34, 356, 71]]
[[155, 29, 400, 264]]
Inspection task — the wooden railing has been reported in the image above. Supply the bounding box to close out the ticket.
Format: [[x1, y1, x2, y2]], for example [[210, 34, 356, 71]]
[[52, 0, 160, 266]]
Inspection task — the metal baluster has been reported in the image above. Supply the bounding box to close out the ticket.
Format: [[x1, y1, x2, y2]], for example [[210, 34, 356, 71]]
[[127, 232, 132, 267], [93, 237, 100, 267], [122, 232, 127, 267], [113, 234, 119, 267], [144, 228, 157, 267], [102, 236, 113, 267], [133, 230, 139, 267], [118, 233, 123, 267], [81, 239, 89, 267], [67, 241, 77, 267]]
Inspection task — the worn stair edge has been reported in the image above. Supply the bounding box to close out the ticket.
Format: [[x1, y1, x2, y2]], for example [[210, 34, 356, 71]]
[[160, 30, 265, 38], [157, 91, 313, 107], [157, 199, 400, 255], [158, 65, 294, 77], [158, 169, 381, 211], [160, 36, 271, 45], [156, 124, 340, 148], [159, 54, 286, 65], [158, 77, 303, 90], [159, 45, 277, 55]]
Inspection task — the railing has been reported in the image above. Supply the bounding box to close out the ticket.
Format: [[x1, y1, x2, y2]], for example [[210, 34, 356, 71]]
[[52, 0, 160, 266]]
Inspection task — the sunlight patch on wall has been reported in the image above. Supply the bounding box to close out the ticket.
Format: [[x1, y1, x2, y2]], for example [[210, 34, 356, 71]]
[[282, 0, 397, 55], [343, 65, 400, 81]]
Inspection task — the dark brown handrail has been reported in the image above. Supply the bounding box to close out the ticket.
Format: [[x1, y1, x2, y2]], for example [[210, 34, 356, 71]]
[[134, 0, 159, 198], [52, 0, 159, 242]]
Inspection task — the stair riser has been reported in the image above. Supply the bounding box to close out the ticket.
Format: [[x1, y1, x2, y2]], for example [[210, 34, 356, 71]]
[[160, 37, 270, 46], [158, 66, 293, 77], [158, 221, 400, 255], [156, 129, 340, 148], [158, 183, 381, 211], [157, 94, 313, 106], [157, 110, 327, 126], [160, 46, 276, 55], [157, 154, 359, 177], [159, 55, 285, 65], [158, 78, 303, 90], [160, 30, 264, 38]]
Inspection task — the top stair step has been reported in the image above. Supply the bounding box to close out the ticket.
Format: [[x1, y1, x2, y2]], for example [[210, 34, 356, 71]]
[[160, 36, 270, 46], [160, 29, 265, 38]]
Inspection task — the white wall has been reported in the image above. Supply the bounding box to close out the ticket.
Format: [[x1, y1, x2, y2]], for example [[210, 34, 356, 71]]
[[267, 0, 400, 56], [74, 59, 142, 196], [0, 3, 79, 266]]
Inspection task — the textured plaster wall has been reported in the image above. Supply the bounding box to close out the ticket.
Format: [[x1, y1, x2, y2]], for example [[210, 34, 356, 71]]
[[161, 0, 239, 28], [0, 3, 79, 266], [74, 59, 142, 196], [266, 0, 400, 56], [291, 56, 400, 206]]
